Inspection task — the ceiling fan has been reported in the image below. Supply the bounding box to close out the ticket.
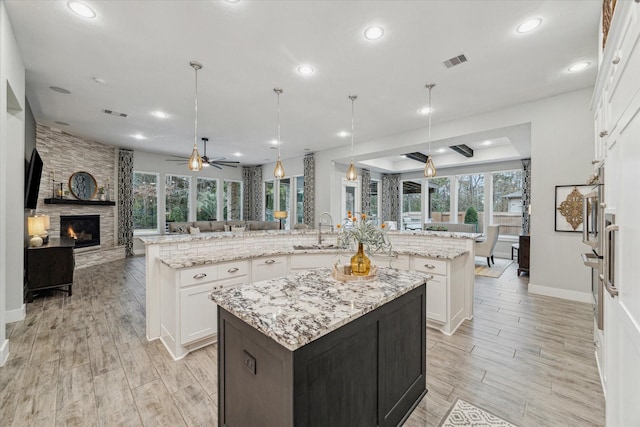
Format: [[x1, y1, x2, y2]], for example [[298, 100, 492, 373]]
[[166, 137, 240, 169]]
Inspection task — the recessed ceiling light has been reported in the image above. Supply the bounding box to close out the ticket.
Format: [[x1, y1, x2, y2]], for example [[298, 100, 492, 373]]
[[418, 106, 431, 115], [483, 140, 492, 146], [151, 111, 169, 119], [131, 133, 146, 140], [49, 86, 71, 94], [92, 77, 106, 85], [438, 148, 446, 153], [54, 121, 70, 126], [337, 131, 350, 138], [568, 61, 591, 72], [364, 26, 384, 40], [270, 139, 279, 145], [400, 155, 407, 159], [516, 18, 542, 34], [297, 65, 314, 76], [233, 152, 243, 157], [67, 1, 96, 19]]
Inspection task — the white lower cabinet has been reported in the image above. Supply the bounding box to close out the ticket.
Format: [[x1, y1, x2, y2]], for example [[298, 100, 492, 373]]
[[180, 283, 218, 345], [290, 253, 340, 271], [251, 256, 288, 281]]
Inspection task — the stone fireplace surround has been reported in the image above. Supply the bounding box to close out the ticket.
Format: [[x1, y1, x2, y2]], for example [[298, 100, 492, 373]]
[[35, 124, 125, 269]]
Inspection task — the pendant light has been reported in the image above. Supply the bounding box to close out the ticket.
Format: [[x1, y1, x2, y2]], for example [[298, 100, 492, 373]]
[[188, 61, 203, 171], [346, 95, 358, 181], [273, 88, 285, 179], [424, 83, 437, 178]]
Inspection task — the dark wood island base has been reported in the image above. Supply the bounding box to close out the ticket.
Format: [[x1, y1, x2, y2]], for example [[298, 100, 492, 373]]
[[218, 284, 426, 427]]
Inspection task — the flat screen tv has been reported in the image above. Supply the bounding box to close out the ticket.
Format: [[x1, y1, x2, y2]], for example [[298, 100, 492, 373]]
[[25, 148, 43, 209]]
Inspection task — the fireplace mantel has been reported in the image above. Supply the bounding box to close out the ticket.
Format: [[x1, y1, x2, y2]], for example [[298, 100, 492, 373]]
[[44, 198, 115, 206]]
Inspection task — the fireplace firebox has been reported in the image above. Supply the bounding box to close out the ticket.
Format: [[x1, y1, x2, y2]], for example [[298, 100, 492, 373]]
[[60, 215, 100, 248]]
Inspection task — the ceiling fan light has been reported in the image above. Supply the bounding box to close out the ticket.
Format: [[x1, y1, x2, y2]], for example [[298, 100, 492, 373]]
[[274, 158, 285, 179], [189, 145, 203, 171], [346, 161, 358, 181], [423, 156, 437, 178]]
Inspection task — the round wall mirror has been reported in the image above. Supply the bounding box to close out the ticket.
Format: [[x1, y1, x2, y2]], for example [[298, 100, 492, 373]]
[[69, 171, 98, 201]]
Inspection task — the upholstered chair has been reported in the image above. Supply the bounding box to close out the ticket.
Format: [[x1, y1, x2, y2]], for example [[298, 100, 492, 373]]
[[475, 225, 500, 267]]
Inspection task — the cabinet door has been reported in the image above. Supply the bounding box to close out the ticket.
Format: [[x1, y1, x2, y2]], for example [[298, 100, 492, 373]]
[[426, 274, 447, 323], [289, 253, 337, 271], [180, 283, 217, 345], [252, 256, 288, 282]]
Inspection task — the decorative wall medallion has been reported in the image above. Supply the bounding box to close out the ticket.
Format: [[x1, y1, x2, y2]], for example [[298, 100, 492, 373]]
[[555, 185, 591, 232]]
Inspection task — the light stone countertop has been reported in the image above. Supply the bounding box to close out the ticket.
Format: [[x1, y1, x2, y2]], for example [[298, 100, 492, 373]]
[[208, 267, 428, 351], [158, 246, 467, 269], [139, 229, 482, 245]]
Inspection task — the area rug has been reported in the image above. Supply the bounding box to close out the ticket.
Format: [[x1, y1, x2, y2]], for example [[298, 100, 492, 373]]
[[474, 257, 513, 278], [439, 398, 516, 427]]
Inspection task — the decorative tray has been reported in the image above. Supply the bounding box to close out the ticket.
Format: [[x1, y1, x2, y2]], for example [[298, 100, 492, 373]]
[[331, 264, 378, 282]]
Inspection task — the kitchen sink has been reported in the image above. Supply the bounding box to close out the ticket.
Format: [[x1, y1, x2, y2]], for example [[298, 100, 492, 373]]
[[293, 244, 336, 250]]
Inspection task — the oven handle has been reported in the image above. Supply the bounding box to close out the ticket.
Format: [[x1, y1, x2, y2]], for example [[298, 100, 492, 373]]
[[603, 224, 619, 298]]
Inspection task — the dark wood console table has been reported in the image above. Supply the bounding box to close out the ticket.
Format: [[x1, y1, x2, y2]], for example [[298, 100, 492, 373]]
[[26, 237, 75, 302], [518, 235, 530, 276]]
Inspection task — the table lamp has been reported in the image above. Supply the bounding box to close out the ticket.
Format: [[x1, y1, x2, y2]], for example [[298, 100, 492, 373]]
[[28, 215, 47, 247], [36, 214, 51, 244], [274, 211, 288, 229]]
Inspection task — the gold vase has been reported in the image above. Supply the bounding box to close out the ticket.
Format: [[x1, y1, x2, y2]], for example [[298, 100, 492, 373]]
[[350, 243, 371, 276]]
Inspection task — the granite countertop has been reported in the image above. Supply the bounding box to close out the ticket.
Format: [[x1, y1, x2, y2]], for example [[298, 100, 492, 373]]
[[208, 267, 428, 351], [159, 246, 467, 269]]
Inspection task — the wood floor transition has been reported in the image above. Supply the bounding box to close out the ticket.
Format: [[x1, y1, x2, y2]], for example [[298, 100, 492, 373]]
[[0, 256, 605, 426]]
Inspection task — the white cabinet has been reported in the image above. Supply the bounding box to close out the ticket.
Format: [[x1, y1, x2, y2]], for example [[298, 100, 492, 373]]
[[252, 256, 288, 281], [290, 253, 340, 271], [412, 255, 466, 335], [180, 283, 217, 345]]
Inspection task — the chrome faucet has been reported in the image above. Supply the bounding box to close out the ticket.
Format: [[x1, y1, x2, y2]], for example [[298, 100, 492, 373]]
[[318, 212, 334, 245]]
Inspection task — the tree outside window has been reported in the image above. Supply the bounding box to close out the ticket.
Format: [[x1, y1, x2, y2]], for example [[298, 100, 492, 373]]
[[428, 177, 450, 222], [196, 178, 217, 221], [223, 180, 242, 220], [133, 172, 158, 232], [492, 170, 523, 236], [166, 175, 190, 222], [458, 174, 484, 230], [402, 180, 422, 230]]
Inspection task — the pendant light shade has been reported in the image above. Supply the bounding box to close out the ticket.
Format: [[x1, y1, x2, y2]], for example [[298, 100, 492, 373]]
[[423, 83, 436, 178], [273, 88, 285, 179], [188, 61, 203, 172], [346, 95, 358, 181]]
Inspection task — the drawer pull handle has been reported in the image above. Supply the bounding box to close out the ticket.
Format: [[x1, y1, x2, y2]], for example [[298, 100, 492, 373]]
[[599, 130, 608, 138], [227, 267, 239, 273], [265, 259, 276, 264], [424, 264, 436, 269], [193, 273, 207, 280], [612, 56, 621, 65]]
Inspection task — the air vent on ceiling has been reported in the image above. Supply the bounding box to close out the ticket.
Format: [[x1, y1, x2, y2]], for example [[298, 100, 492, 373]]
[[102, 109, 128, 118], [449, 144, 474, 158], [443, 54, 468, 69], [404, 152, 429, 163]]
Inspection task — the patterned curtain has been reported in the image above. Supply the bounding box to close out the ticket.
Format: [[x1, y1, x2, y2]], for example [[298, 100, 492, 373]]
[[521, 158, 531, 234], [242, 166, 263, 221], [381, 173, 401, 225], [117, 149, 134, 257], [361, 169, 371, 216], [303, 153, 315, 226]]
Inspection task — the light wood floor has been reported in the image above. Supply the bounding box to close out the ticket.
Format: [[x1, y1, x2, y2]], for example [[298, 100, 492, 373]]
[[1, 257, 605, 426]]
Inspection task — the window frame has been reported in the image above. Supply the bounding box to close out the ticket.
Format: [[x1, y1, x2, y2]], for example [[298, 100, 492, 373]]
[[132, 170, 160, 236]]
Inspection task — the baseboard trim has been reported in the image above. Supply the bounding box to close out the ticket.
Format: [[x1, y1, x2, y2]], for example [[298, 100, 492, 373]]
[[0, 339, 8, 367], [5, 304, 26, 323], [528, 283, 592, 303]]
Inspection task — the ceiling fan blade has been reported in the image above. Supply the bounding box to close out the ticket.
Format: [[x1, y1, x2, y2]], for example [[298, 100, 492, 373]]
[[214, 160, 240, 164]]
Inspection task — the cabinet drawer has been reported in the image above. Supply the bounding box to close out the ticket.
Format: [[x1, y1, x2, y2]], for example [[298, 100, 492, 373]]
[[252, 256, 288, 282], [210, 275, 250, 292], [217, 260, 249, 280], [413, 258, 447, 276], [179, 265, 218, 287]]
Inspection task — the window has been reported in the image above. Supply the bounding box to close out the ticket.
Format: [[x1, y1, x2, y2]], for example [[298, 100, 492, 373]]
[[492, 170, 523, 236], [166, 175, 191, 222], [223, 180, 242, 220], [264, 181, 275, 221], [342, 180, 359, 221], [457, 174, 484, 231], [427, 177, 451, 222], [370, 180, 380, 223], [401, 179, 422, 230], [132, 172, 158, 233], [196, 178, 217, 221], [295, 176, 304, 225], [279, 178, 291, 229]]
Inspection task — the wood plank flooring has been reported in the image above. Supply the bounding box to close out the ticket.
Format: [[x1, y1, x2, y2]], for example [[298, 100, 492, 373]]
[[1, 257, 605, 426]]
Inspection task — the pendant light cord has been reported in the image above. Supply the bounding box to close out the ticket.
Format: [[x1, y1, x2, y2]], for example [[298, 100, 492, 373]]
[[427, 84, 434, 156], [277, 90, 281, 159], [194, 66, 198, 149], [349, 95, 357, 161]]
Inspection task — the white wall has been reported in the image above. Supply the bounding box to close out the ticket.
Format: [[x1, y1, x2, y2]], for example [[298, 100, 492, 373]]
[[0, 0, 26, 365], [312, 88, 594, 302]]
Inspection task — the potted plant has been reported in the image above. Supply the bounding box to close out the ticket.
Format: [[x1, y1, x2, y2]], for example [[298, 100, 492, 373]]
[[337, 212, 393, 276], [97, 187, 106, 201]]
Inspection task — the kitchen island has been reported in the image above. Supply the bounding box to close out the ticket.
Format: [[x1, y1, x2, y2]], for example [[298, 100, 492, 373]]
[[209, 267, 428, 427]]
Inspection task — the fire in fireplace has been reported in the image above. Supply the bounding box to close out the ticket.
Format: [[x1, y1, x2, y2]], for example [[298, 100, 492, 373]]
[[60, 215, 100, 248]]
